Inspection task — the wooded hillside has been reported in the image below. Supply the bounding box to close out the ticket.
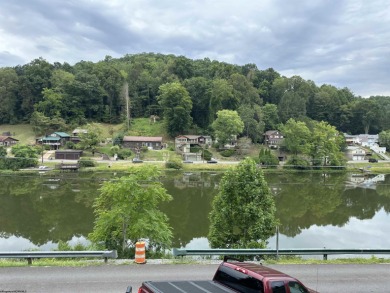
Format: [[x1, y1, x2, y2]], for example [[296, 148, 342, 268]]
[[0, 53, 389, 139]]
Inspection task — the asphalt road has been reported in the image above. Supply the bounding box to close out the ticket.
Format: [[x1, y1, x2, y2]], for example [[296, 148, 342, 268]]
[[0, 263, 389, 293]]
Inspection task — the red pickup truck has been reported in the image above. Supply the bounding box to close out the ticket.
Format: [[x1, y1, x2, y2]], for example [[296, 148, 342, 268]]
[[129, 257, 318, 293]]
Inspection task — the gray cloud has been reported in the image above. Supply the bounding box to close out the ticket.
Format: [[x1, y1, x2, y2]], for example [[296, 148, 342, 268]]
[[0, 0, 389, 97]]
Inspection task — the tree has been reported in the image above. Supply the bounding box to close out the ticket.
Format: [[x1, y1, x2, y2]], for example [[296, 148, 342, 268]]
[[157, 82, 193, 137], [379, 130, 390, 149], [88, 165, 173, 257], [280, 119, 311, 155], [78, 123, 103, 153], [212, 110, 244, 147], [259, 148, 279, 167], [262, 103, 279, 131], [309, 120, 345, 167], [238, 104, 264, 143], [208, 157, 277, 248]]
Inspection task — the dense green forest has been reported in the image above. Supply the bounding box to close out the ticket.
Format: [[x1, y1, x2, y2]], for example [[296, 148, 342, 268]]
[[0, 53, 389, 140]]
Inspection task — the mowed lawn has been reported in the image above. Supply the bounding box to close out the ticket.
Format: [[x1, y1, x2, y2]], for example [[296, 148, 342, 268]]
[[0, 124, 36, 145], [0, 119, 167, 146]]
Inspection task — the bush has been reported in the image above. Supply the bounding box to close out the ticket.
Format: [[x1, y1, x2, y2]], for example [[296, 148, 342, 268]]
[[65, 141, 76, 149], [78, 158, 96, 167], [284, 155, 310, 170], [220, 149, 235, 157], [202, 149, 212, 161], [117, 148, 132, 160], [165, 160, 183, 169], [110, 145, 120, 156], [258, 149, 279, 168], [141, 146, 149, 152]]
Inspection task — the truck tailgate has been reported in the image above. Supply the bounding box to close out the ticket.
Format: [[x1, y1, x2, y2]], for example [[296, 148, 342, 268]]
[[142, 280, 237, 293]]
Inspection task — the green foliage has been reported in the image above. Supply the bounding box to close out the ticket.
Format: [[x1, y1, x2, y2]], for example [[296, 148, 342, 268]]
[[157, 82, 193, 137], [78, 123, 102, 151], [258, 148, 279, 168], [65, 141, 76, 149], [78, 158, 96, 168], [202, 149, 212, 161], [165, 159, 183, 170], [285, 155, 310, 170], [208, 157, 277, 248], [212, 110, 244, 147], [110, 145, 120, 156], [0, 146, 6, 157], [379, 130, 390, 149], [116, 148, 132, 159], [8, 144, 39, 169], [2, 52, 390, 143], [220, 149, 235, 157], [88, 165, 173, 257]]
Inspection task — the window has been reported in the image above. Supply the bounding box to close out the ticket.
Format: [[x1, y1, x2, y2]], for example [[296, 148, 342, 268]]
[[271, 281, 286, 293], [288, 281, 309, 293], [214, 265, 264, 293]]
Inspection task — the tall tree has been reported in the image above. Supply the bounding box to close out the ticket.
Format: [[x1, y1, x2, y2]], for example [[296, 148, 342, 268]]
[[183, 77, 212, 129], [280, 119, 311, 155], [209, 79, 236, 122], [0, 68, 18, 123], [262, 103, 280, 131], [88, 165, 173, 257], [212, 110, 244, 147], [157, 82, 193, 137], [208, 157, 277, 248], [238, 104, 264, 143]]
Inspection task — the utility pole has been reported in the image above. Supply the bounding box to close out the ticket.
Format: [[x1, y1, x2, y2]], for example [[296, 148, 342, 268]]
[[124, 82, 130, 131]]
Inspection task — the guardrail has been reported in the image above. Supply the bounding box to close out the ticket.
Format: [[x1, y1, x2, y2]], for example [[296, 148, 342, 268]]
[[172, 248, 390, 260], [0, 250, 118, 265]]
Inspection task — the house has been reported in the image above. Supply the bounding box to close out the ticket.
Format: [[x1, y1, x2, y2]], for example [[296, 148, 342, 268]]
[[344, 134, 360, 146], [0, 136, 19, 147], [347, 146, 366, 161], [264, 130, 284, 148], [37, 132, 71, 149], [71, 129, 88, 144], [358, 134, 379, 148], [175, 135, 212, 152], [72, 129, 88, 137], [122, 136, 163, 150]]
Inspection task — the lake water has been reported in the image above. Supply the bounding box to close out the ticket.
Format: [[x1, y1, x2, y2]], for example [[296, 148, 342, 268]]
[[1, 171, 389, 252]]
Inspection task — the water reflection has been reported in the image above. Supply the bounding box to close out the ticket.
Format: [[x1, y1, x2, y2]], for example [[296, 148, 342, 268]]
[[0, 171, 390, 250]]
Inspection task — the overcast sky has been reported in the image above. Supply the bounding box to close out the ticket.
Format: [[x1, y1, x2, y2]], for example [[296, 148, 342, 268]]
[[1, 0, 389, 97]]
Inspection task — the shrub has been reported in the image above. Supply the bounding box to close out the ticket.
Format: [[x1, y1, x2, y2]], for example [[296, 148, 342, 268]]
[[110, 145, 120, 156], [78, 158, 96, 167], [220, 149, 235, 157], [141, 146, 149, 152], [284, 155, 310, 170], [65, 141, 76, 149], [165, 159, 183, 169], [117, 148, 132, 159], [202, 149, 212, 161], [258, 149, 279, 168]]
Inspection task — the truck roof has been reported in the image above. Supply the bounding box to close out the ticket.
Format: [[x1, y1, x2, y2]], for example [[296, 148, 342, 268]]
[[221, 261, 293, 281]]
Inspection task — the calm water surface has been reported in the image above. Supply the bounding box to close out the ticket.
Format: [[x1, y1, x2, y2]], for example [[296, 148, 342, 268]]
[[1, 171, 389, 251]]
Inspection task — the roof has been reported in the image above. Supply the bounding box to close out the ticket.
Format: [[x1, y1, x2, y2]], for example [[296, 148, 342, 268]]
[[53, 132, 70, 137], [72, 129, 88, 134], [0, 136, 19, 142], [123, 136, 163, 142], [41, 137, 61, 141], [222, 261, 291, 280], [176, 135, 209, 139], [264, 130, 281, 136], [55, 150, 83, 153]]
